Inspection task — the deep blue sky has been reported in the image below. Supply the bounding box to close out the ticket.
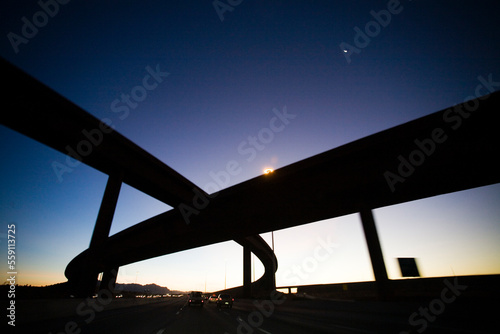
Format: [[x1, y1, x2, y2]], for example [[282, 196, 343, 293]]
[[1, 0, 499, 290]]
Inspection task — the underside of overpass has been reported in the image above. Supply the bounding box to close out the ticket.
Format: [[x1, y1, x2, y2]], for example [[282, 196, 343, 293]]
[[3, 58, 500, 298], [2, 58, 279, 297]]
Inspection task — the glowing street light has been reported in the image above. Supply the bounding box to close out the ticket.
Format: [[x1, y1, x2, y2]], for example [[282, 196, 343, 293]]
[[263, 168, 274, 174]]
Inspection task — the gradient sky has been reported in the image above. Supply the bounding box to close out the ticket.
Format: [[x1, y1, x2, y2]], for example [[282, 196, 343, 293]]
[[1, 0, 499, 291]]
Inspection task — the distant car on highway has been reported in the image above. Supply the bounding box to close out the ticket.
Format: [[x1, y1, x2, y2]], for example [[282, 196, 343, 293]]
[[208, 294, 218, 303], [217, 294, 234, 309], [188, 291, 204, 307]]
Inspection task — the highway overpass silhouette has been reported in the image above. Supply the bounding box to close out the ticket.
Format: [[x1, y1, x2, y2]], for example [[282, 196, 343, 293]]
[[2, 58, 500, 298]]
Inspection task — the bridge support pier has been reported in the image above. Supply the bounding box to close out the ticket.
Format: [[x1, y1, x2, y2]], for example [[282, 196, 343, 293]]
[[235, 235, 277, 298], [90, 172, 123, 248], [360, 209, 389, 300], [72, 269, 99, 297], [243, 246, 252, 297], [100, 267, 119, 293], [72, 173, 123, 296]]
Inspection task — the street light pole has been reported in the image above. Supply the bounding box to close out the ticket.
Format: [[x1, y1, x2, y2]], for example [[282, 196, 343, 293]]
[[272, 231, 275, 252]]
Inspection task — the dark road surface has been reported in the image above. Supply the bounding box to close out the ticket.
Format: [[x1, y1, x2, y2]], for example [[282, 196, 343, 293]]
[[16, 295, 496, 334]]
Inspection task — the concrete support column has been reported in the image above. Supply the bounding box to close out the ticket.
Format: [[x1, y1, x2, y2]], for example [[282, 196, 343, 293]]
[[243, 246, 252, 297], [78, 172, 123, 296], [74, 271, 99, 297], [100, 267, 119, 294], [90, 172, 123, 248], [360, 209, 389, 299]]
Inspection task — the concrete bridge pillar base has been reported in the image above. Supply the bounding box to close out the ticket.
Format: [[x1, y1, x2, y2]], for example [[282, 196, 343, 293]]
[[243, 246, 252, 297], [100, 267, 119, 293], [360, 209, 390, 300]]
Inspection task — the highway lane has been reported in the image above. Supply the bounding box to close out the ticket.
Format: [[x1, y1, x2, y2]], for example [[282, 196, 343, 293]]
[[158, 299, 311, 334], [18, 296, 345, 334], [17, 295, 495, 333], [160, 297, 495, 334], [18, 296, 186, 334]]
